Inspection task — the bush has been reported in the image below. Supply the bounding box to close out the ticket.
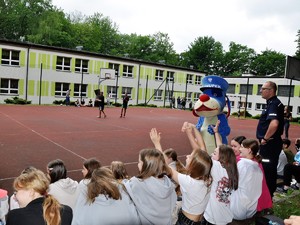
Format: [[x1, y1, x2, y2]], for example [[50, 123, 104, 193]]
[[231, 111, 252, 118], [252, 114, 261, 119], [53, 100, 66, 105], [4, 97, 31, 104]]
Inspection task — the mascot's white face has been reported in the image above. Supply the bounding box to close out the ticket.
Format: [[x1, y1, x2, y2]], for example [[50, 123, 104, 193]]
[[193, 88, 226, 118], [193, 94, 221, 118]]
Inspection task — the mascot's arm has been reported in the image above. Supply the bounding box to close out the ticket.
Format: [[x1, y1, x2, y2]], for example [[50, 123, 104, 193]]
[[217, 114, 230, 144], [196, 117, 204, 131]]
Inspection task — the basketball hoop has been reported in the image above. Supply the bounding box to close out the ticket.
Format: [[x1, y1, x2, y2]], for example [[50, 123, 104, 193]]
[[105, 73, 111, 80]]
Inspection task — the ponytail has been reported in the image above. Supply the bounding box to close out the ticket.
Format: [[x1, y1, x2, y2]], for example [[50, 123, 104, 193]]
[[43, 195, 62, 225]]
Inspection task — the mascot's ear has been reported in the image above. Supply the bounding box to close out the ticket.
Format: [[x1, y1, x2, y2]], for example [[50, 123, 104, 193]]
[[192, 109, 200, 117], [225, 95, 231, 118]]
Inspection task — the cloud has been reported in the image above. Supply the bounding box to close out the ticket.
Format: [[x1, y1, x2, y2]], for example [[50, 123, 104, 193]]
[[52, 0, 300, 55]]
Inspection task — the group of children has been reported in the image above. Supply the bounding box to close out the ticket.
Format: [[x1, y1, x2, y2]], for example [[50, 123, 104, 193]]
[[1, 121, 300, 225]]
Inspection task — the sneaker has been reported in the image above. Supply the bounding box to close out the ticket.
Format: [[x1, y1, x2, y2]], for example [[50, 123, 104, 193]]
[[276, 186, 287, 194], [290, 184, 299, 190]]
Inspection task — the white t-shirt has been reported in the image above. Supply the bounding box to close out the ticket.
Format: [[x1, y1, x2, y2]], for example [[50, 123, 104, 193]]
[[178, 173, 210, 215], [204, 160, 233, 225], [230, 158, 263, 220], [277, 150, 288, 176]]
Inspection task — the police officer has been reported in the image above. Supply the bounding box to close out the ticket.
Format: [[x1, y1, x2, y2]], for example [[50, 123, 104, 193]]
[[256, 81, 284, 197]]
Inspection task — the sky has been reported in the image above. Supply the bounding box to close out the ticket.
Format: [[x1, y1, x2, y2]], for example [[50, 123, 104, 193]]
[[52, 0, 300, 56]]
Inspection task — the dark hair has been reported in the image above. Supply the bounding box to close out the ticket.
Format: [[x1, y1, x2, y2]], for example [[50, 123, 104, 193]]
[[87, 167, 121, 203], [242, 139, 262, 163], [83, 158, 101, 179], [137, 148, 170, 179], [218, 145, 239, 190], [47, 159, 67, 183], [186, 149, 212, 187], [232, 136, 246, 145], [282, 138, 291, 148], [164, 148, 186, 174], [111, 161, 129, 180]]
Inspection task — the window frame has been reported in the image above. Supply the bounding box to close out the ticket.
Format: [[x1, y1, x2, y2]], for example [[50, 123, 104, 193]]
[[1, 49, 20, 66], [75, 58, 89, 73], [121, 87, 132, 99], [155, 70, 164, 81], [0, 78, 19, 94], [154, 89, 163, 101], [195, 75, 201, 85], [55, 82, 70, 97], [56, 56, 71, 71], [122, 65, 133, 78], [73, 83, 87, 97], [186, 74, 193, 84]]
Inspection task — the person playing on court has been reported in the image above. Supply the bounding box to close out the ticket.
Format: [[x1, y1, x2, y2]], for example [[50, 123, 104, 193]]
[[96, 92, 107, 118], [120, 93, 129, 118]]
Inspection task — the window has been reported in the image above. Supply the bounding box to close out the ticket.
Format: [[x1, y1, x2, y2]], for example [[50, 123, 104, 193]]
[[154, 89, 163, 100], [55, 83, 70, 96], [122, 65, 133, 78], [107, 86, 117, 98], [278, 85, 294, 97], [186, 92, 192, 102], [109, 63, 120, 77], [121, 87, 132, 98], [255, 103, 267, 111], [227, 84, 235, 94], [167, 71, 174, 82], [75, 59, 89, 73], [165, 90, 173, 101], [240, 84, 253, 95], [0, 78, 18, 94], [155, 70, 164, 81], [230, 101, 235, 108], [257, 85, 262, 95], [1, 49, 20, 66], [56, 56, 71, 71], [186, 74, 193, 84], [195, 75, 201, 85], [194, 92, 201, 102], [73, 84, 87, 97], [297, 106, 300, 115]]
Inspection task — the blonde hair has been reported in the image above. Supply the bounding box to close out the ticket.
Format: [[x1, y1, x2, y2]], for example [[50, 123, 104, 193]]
[[13, 169, 62, 225]]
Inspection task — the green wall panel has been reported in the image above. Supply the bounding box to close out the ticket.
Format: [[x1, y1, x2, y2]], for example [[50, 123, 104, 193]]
[[235, 84, 239, 94], [52, 55, 57, 70], [71, 58, 75, 72], [20, 51, 26, 67], [19, 79, 24, 95], [89, 60, 93, 74], [29, 52, 36, 68], [28, 80, 35, 96], [295, 85, 300, 97]]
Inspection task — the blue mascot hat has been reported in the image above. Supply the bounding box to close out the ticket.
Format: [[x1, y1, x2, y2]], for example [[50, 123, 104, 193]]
[[200, 75, 229, 93]]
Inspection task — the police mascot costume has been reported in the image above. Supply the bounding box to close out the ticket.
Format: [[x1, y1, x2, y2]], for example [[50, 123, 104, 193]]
[[193, 75, 231, 154]]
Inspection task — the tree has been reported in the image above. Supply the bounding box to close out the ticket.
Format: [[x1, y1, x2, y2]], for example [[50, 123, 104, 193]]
[[250, 50, 286, 76], [296, 29, 300, 58], [0, 0, 53, 40], [221, 42, 256, 76], [181, 36, 224, 74]]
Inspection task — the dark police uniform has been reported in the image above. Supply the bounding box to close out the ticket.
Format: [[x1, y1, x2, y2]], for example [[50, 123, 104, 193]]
[[256, 95, 284, 197]]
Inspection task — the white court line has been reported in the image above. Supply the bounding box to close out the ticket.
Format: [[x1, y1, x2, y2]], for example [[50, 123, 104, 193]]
[[1, 112, 87, 160], [0, 156, 188, 181]]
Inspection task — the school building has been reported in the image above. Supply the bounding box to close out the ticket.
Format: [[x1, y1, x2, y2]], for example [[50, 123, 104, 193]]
[[1, 39, 299, 118]]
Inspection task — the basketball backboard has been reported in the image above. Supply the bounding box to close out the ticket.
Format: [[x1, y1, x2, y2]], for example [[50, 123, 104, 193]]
[[100, 68, 116, 80]]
